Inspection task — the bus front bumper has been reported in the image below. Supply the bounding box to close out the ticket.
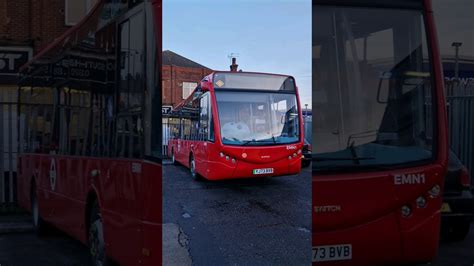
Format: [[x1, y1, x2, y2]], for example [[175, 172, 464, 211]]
[[205, 156, 302, 180], [312, 211, 440, 265]]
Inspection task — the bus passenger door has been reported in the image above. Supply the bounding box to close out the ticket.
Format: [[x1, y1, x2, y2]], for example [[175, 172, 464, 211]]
[[196, 93, 211, 175]]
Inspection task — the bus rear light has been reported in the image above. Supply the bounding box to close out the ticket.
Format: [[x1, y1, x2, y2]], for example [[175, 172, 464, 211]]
[[401, 205, 411, 217], [428, 185, 441, 198], [220, 152, 225, 158], [242, 153, 247, 158], [416, 196, 427, 208]]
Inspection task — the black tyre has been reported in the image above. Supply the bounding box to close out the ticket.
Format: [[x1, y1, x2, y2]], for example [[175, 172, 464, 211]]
[[189, 155, 201, 181], [442, 220, 471, 242], [89, 200, 111, 266], [31, 182, 48, 235], [302, 160, 311, 168], [171, 149, 177, 165]]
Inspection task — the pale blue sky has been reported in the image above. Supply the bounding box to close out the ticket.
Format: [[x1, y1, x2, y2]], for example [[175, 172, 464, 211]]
[[163, 0, 312, 108]]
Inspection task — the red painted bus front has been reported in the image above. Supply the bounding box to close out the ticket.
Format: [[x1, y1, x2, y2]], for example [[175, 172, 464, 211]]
[[168, 71, 304, 180], [312, 0, 448, 264]]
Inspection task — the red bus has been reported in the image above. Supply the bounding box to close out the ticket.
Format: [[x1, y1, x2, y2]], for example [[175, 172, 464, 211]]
[[167, 71, 304, 180], [312, 0, 448, 264], [16, 1, 163, 265]]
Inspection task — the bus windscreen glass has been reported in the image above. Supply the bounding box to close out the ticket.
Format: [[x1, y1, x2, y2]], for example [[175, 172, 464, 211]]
[[216, 91, 300, 146], [313, 7, 434, 171]]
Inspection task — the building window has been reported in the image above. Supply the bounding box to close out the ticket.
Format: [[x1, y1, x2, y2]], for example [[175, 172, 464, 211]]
[[182, 82, 197, 99], [65, 0, 98, 26]]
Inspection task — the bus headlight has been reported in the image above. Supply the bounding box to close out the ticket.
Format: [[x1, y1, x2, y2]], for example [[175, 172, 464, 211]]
[[428, 185, 441, 198], [416, 196, 427, 208], [293, 153, 297, 157], [220, 152, 225, 158], [226, 156, 230, 161], [288, 156, 292, 160], [242, 153, 247, 159], [297, 149, 302, 154], [401, 205, 411, 217], [232, 158, 236, 164]]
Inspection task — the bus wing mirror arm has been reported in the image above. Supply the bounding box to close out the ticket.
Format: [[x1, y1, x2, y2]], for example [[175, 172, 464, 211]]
[[377, 71, 391, 104]]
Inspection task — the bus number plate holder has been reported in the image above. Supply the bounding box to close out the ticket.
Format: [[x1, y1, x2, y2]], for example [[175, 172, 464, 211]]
[[312, 244, 352, 262], [253, 168, 274, 175]]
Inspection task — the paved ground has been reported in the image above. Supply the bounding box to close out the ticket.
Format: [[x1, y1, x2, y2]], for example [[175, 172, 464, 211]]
[[0, 230, 89, 266], [0, 220, 473, 266], [163, 162, 312, 265], [432, 223, 474, 266], [0, 165, 473, 265]]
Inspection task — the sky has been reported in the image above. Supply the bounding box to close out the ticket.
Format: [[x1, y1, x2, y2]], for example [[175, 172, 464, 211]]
[[163, 0, 312, 108], [432, 0, 474, 59]]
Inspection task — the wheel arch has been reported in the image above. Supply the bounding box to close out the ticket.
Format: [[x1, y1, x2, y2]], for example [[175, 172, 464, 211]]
[[29, 176, 36, 210], [84, 189, 99, 241]]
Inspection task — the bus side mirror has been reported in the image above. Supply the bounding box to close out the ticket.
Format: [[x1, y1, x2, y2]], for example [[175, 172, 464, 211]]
[[377, 71, 392, 104]]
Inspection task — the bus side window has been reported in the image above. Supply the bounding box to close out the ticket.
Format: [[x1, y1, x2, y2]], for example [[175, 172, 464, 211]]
[[208, 95, 214, 142], [199, 93, 209, 141]]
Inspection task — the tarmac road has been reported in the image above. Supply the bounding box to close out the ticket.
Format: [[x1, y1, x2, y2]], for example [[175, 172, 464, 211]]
[[1, 164, 472, 265], [0, 231, 89, 266], [432, 223, 474, 266], [163, 161, 312, 265]]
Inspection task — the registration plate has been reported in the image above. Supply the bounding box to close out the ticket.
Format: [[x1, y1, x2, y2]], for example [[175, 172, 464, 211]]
[[252, 168, 274, 175], [312, 245, 352, 262], [441, 203, 451, 213]]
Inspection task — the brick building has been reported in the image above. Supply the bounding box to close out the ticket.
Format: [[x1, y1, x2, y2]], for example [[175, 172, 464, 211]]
[[162, 50, 212, 110], [0, 0, 96, 84]]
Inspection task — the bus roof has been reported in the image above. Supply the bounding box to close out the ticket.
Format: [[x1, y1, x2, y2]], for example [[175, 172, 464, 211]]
[[209, 71, 292, 81], [313, 0, 425, 9], [172, 71, 296, 110]]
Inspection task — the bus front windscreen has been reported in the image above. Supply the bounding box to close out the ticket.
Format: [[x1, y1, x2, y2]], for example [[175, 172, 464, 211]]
[[313, 6, 435, 171], [216, 91, 300, 146]]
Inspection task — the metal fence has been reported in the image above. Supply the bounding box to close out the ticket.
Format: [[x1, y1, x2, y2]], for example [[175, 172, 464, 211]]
[[446, 78, 474, 180], [0, 87, 18, 211], [162, 117, 172, 158]]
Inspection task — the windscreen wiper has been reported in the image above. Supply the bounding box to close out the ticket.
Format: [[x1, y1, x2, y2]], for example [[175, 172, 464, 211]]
[[312, 156, 375, 162], [313, 142, 375, 163], [271, 134, 277, 144], [242, 139, 258, 146], [223, 137, 242, 143], [313, 164, 392, 173]]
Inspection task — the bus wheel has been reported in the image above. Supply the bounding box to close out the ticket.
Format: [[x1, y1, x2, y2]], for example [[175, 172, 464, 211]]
[[31, 182, 47, 235], [89, 201, 110, 266], [190, 155, 200, 180], [443, 220, 470, 242], [171, 149, 177, 165]]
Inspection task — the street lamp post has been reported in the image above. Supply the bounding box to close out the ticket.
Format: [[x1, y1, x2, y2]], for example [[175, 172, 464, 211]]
[[452, 42, 463, 80]]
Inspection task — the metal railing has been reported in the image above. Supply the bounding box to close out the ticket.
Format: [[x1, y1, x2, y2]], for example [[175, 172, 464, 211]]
[[0, 88, 18, 211], [446, 78, 474, 181]]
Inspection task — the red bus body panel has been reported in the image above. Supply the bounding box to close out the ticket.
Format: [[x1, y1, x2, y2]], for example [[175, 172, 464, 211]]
[[17, 155, 162, 266], [312, 0, 448, 264]]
